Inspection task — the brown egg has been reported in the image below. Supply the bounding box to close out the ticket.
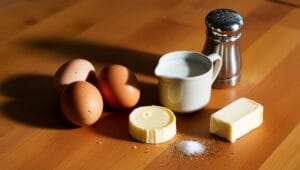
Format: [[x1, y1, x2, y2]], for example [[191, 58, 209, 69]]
[[60, 81, 103, 126], [98, 65, 140, 110], [54, 58, 96, 93]]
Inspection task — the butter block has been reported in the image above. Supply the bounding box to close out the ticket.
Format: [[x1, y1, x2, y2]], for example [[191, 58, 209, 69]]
[[209, 98, 263, 143], [129, 106, 176, 144]]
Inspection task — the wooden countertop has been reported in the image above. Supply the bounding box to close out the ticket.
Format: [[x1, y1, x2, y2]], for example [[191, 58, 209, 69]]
[[0, 0, 299, 169]]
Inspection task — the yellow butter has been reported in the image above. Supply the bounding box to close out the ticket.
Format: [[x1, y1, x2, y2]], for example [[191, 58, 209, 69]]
[[209, 98, 263, 143], [129, 106, 176, 144]]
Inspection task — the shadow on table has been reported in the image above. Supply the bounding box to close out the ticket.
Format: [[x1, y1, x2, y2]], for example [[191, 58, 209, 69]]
[[17, 37, 160, 76], [0, 74, 75, 129], [176, 107, 224, 139], [92, 110, 132, 142]]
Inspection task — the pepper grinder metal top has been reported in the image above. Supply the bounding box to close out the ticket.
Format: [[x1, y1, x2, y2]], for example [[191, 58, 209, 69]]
[[203, 9, 243, 88]]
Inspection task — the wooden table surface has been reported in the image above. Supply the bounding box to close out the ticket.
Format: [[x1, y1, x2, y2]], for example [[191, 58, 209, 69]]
[[0, 0, 300, 169]]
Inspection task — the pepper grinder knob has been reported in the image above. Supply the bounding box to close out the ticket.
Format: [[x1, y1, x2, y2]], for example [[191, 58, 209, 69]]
[[203, 9, 244, 88]]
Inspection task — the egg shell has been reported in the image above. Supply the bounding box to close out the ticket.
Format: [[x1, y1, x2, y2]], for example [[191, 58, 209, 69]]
[[60, 81, 103, 126], [98, 65, 140, 110], [54, 58, 96, 93]]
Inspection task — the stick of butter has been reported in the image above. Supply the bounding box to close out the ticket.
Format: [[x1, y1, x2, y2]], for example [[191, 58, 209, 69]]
[[129, 106, 176, 144], [209, 98, 263, 143]]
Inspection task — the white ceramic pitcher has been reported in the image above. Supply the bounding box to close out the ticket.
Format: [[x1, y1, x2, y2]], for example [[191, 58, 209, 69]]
[[154, 51, 222, 113]]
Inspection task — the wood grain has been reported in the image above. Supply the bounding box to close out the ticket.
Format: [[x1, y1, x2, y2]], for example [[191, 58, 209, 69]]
[[260, 123, 300, 170], [0, 0, 299, 169]]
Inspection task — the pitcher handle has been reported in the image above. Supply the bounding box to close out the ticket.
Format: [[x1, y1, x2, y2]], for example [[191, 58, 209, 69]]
[[207, 53, 222, 84]]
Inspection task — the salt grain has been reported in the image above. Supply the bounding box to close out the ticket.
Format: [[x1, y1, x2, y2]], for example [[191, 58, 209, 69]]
[[176, 140, 205, 156]]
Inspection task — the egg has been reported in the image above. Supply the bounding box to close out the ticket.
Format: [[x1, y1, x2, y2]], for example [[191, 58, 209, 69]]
[[54, 58, 96, 93], [60, 81, 103, 126], [98, 65, 140, 110]]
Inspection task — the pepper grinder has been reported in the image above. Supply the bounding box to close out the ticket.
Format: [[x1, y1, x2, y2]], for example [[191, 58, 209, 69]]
[[203, 9, 243, 88]]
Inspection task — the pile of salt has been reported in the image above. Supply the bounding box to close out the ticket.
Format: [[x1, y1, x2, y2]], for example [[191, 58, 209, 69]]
[[176, 140, 205, 156]]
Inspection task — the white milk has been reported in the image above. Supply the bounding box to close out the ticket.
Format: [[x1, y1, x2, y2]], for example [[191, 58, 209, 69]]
[[157, 59, 209, 78]]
